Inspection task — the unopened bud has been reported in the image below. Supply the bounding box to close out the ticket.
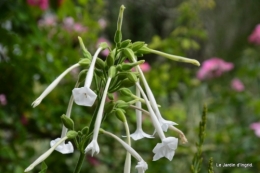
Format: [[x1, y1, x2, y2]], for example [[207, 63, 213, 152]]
[[132, 41, 145, 52], [95, 58, 105, 69], [78, 58, 91, 67], [61, 114, 74, 130], [115, 109, 126, 122], [120, 39, 131, 48], [66, 130, 78, 139]]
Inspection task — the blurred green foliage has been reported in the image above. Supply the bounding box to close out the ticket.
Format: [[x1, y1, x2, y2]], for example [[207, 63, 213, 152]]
[[0, 0, 260, 173]]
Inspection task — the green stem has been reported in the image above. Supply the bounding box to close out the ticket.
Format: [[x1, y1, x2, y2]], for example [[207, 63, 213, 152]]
[[73, 152, 85, 173]]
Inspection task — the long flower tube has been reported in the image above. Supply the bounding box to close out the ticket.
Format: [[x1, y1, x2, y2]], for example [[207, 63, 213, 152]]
[[72, 47, 103, 107], [32, 63, 80, 107], [130, 80, 153, 141], [100, 129, 148, 173], [84, 77, 112, 155], [136, 64, 177, 132], [25, 136, 69, 172], [136, 83, 178, 161], [50, 82, 80, 154], [123, 119, 131, 173]]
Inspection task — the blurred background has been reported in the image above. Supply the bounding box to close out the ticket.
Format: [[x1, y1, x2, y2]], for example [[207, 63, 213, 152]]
[[0, 0, 260, 172]]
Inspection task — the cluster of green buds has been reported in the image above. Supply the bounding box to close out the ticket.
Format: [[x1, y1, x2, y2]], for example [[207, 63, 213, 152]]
[[25, 5, 199, 173]]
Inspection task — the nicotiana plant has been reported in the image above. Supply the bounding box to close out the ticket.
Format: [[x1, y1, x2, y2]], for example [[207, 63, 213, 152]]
[[25, 5, 200, 173]]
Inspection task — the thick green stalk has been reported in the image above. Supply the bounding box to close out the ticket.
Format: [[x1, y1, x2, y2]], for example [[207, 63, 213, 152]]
[[73, 152, 85, 173]]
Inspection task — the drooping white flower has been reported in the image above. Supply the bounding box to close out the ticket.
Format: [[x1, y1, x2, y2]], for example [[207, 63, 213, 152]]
[[84, 140, 100, 156], [135, 160, 148, 173], [50, 138, 74, 154], [84, 77, 112, 155], [152, 137, 178, 161], [131, 80, 153, 140], [136, 64, 177, 132], [25, 136, 68, 172], [72, 86, 97, 106], [135, 82, 165, 140], [32, 63, 80, 108], [72, 47, 103, 107]]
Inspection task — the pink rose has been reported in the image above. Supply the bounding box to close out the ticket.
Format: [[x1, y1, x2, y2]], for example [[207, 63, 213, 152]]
[[250, 122, 260, 137], [27, 0, 49, 10], [231, 78, 244, 92], [248, 24, 260, 45], [197, 57, 234, 80]]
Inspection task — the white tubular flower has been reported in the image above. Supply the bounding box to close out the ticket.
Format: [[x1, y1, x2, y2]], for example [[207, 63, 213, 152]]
[[32, 63, 80, 108], [168, 125, 188, 144], [152, 137, 178, 161], [136, 160, 148, 173], [130, 80, 153, 140], [84, 77, 112, 155], [72, 47, 103, 107], [135, 83, 165, 140], [25, 136, 68, 172], [123, 121, 131, 173], [101, 129, 148, 173], [85, 140, 100, 156], [136, 64, 177, 132], [50, 138, 74, 154]]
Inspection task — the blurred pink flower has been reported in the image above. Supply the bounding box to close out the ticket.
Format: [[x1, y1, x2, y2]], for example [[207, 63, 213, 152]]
[[250, 122, 260, 137], [38, 15, 57, 27], [63, 17, 87, 33], [0, 94, 7, 106], [98, 18, 107, 29], [248, 24, 260, 45], [197, 57, 234, 80], [97, 37, 111, 57], [140, 62, 151, 72], [27, 0, 49, 10], [87, 155, 100, 166], [231, 78, 244, 92]]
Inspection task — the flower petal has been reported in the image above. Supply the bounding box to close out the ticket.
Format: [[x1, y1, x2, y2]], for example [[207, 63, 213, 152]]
[[135, 160, 148, 173], [85, 140, 100, 156], [72, 87, 97, 106], [50, 138, 74, 154], [130, 128, 154, 141]]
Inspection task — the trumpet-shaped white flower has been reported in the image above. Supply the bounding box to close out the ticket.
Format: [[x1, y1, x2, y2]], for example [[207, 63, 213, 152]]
[[136, 64, 177, 132], [135, 82, 165, 140], [50, 138, 74, 154], [130, 128, 154, 141], [32, 63, 80, 108], [131, 81, 153, 140], [152, 137, 178, 161], [72, 86, 97, 106], [84, 77, 112, 155], [73, 47, 103, 107], [25, 136, 68, 172], [136, 160, 148, 173], [84, 140, 100, 156]]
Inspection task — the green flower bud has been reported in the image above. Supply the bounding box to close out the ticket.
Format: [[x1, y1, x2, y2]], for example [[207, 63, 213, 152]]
[[120, 78, 135, 88], [132, 41, 145, 52], [99, 42, 109, 49], [127, 73, 138, 83], [115, 109, 126, 122], [108, 66, 117, 78], [121, 60, 145, 71], [81, 126, 89, 134], [66, 130, 78, 139], [95, 58, 105, 69], [61, 114, 74, 130], [114, 30, 122, 44], [95, 69, 104, 78], [136, 45, 151, 54], [107, 93, 114, 100], [106, 51, 115, 67], [78, 37, 92, 59], [120, 39, 132, 48], [119, 88, 133, 96], [123, 48, 135, 61], [115, 100, 129, 108], [78, 58, 91, 67]]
